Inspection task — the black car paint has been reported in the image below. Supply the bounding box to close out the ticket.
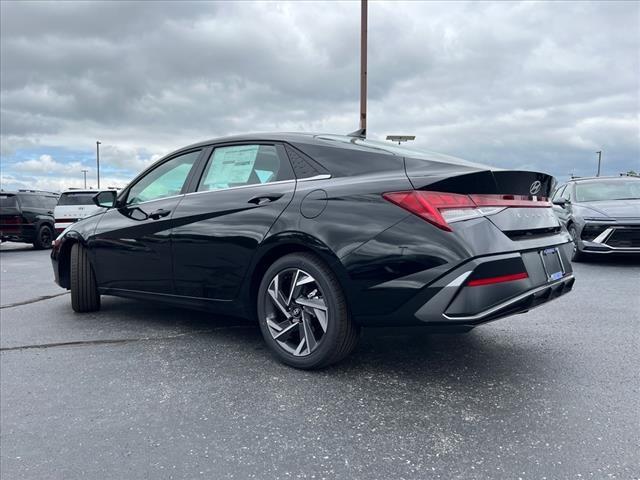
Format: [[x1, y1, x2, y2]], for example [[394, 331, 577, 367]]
[[0, 192, 57, 245], [52, 133, 574, 327]]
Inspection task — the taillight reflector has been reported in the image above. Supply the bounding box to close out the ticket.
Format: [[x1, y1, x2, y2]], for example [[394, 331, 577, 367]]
[[467, 272, 529, 287], [382, 190, 550, 231]]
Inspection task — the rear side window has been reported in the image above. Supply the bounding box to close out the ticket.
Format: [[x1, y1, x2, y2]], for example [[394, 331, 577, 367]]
[[197, 144, 294, 192], [0, 195, 18, 208], [126, 150, 201, 205], [17, 195, 56, 209], [58, 193, 96, 206]]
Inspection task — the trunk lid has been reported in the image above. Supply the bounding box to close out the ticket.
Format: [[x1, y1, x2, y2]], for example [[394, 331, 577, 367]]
[[403, 157, 559, 236]]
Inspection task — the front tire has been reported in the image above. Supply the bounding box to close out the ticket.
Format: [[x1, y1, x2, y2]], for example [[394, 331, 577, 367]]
[[257, 253, 359, 369], [33, 224, 53, 250], [70, 243, 101, 312], [568, 225, 587, 262]]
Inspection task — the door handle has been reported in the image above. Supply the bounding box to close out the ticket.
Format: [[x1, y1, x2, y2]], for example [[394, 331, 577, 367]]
[[148, 208, 171, 220], [248, 194, 284, 206]]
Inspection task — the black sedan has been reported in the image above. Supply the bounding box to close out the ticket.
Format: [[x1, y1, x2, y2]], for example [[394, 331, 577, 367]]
[[52, 133, 575, 368], [551, 176, 640, 260]]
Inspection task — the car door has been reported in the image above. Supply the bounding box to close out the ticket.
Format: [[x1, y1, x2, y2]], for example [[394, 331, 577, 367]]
[[171, 143, 296, 301], [89, 149, 203, 294]]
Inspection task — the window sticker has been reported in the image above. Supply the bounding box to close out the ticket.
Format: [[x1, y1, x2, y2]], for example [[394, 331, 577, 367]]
[[205, 145, 259, 188]]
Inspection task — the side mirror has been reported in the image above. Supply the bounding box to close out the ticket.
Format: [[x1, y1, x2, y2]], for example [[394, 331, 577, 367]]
[[93, 191, 117, 208], [552, 198, 567, 206]]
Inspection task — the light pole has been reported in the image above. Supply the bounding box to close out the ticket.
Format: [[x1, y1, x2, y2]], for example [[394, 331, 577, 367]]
[[359, 0, 368, 133], [96, 141, 101, 189], [596, 150, 602, 177], [81, 169, 88, 189]]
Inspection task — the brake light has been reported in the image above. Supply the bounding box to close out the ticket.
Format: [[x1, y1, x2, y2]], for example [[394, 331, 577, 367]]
[[467, 272, 529, 287], [382, 191, 550, 231], [2, 216, 23, 225], [469, 194, 550, 207], [382, 191, 474, 231]]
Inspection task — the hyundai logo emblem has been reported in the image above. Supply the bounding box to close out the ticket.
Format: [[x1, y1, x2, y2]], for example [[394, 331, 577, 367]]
[[529, 181, 542, 195]]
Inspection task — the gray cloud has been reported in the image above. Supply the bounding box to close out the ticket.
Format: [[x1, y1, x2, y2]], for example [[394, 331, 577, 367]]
[[1, 0, 638, 191]]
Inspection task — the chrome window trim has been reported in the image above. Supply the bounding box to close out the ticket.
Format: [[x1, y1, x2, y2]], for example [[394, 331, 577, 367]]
[[184, 179, 297, 198], [298, 174, 332, 182]]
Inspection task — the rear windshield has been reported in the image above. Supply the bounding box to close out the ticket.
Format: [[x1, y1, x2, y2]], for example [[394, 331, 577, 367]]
[[58, 192, 97, 206], [0, 195, 18, 208], [575, 180, 640, 202], [316, 135, 490, 169]]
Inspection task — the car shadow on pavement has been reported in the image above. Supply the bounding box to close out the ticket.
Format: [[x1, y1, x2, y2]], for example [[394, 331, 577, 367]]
[[98, 296, 556, 387]]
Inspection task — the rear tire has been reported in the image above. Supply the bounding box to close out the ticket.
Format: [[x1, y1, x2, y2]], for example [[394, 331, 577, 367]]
[[257, 253, 359, 369], [70, 243, 101, 312], [568, 225, 587, 262], [33, 224, 53, 250]]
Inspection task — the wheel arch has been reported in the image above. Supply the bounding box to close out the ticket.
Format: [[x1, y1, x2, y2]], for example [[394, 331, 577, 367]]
[[243, 233, 352, 320], [56, 231, 87, 289]]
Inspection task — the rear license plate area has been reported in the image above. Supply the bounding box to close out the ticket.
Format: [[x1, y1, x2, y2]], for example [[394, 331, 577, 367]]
[[539, 247, 565, 282]]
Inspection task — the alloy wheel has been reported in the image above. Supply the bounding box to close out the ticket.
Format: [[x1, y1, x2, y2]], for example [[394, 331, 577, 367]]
[[264, 268, 328, 357]]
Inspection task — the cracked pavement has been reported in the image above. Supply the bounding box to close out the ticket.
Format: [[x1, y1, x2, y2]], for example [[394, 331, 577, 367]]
[[1, 242, 639, 479]]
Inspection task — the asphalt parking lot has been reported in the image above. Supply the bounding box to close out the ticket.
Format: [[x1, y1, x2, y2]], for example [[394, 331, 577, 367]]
[[1, 242, 639, 480]]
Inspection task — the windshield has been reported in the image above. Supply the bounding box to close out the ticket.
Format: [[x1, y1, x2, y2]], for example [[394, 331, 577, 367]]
[[575, 180, 640, 202], [58, 192, 97, 206], [0, 195, 18, 208]]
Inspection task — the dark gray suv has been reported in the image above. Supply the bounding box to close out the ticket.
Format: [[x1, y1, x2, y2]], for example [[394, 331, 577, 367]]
[[551, 176, 640, 260]]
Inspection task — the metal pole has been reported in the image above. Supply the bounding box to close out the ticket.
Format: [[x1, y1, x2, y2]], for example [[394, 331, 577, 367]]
[[81, 169, 88, 189], [359, 0, 368, 132], [596, 150, 602, 177], [96, 141, 101, 189]]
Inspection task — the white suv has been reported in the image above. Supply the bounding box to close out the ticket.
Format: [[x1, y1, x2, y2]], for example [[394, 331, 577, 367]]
[[54, 190, 115, 234]]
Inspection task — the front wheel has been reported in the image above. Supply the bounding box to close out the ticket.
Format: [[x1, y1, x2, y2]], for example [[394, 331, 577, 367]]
[[257, 253, 359, 369], [568, 225, 587, 262], [70, 243, 101, 312]]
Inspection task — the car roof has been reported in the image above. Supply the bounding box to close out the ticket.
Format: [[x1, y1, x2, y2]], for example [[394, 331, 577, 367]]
[[60, 189, 108, 194], [1, 190, 58, 196], [569, 176, 639, 183], [174, 132, 485, 168]]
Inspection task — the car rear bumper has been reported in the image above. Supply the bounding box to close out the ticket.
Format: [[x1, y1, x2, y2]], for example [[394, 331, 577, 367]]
[[412, 241, 574, 326], [0, 225, 35, 242]]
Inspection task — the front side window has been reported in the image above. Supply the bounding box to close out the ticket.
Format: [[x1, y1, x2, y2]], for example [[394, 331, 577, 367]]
[[126, 150, 201, 205], [197, 144, 293, 192]]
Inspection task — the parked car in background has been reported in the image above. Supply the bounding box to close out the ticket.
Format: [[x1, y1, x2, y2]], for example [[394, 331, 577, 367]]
[[52, 133, 574, 369], [54, 190, 114, 235], [551, 176, 640, 260], [0, 190, 59, 249]]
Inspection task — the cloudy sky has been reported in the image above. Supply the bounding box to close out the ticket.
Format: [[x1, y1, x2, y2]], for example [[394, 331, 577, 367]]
[[1, 0, 638, 191]]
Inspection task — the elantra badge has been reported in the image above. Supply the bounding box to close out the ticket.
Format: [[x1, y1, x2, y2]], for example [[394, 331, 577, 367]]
[[529, 180, 542, 195]]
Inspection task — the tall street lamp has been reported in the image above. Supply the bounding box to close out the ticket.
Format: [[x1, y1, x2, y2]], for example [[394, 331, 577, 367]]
[[81, 169, 88, 189], [96, 141, 102, 189], [596, 150, 602, 177]]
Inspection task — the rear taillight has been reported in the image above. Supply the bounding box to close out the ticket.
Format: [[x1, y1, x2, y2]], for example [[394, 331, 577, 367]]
[[382, 191, 550, 232], [2, 215, 23, 225]]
